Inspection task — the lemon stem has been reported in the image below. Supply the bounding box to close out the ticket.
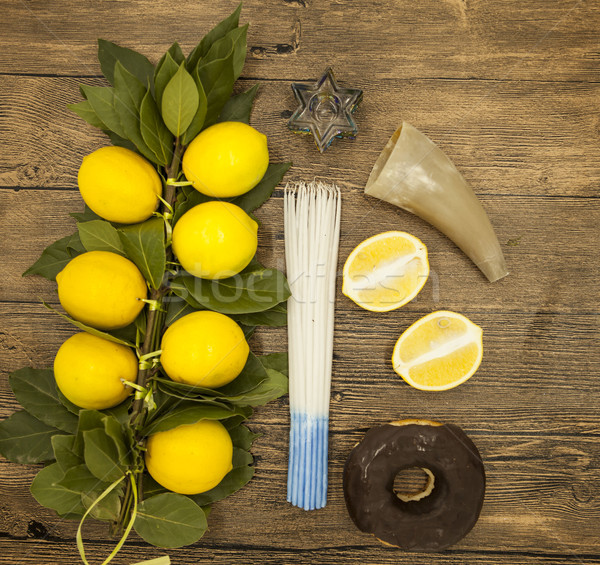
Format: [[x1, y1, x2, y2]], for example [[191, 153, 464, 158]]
[[163, 137, 183, 208]]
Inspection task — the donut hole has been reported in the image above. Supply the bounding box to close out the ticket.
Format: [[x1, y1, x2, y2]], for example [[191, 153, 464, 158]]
[[393, 467, 435, 502]]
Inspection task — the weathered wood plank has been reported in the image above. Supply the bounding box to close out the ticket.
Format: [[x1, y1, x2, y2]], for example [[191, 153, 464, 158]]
[[1, 0, 599, 82], [0, 538, 598, 565], [1, 432, 598, 555], [0, 76, 598, 197], [1, 188, 599, 314], [1, 302, 599, 437]]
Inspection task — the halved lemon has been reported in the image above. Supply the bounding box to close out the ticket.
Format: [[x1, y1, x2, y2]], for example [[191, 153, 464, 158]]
[[392, 311, 483, 391], [342, 231, 429, 312]]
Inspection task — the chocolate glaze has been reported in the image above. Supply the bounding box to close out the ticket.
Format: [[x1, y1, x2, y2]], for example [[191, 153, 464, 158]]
[[343, 421, 485, 551]]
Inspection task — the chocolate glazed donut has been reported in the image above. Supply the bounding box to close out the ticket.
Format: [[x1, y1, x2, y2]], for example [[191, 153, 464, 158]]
[[343, 419, 485, 551]]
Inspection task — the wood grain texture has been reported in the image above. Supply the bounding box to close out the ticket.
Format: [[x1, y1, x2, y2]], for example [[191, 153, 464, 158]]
[[1, 0, 599, 82], [0, 430, 599, 556], [1, 0, 599, 563], [1, 75, 599, 197], [2, 189, 599, 314]]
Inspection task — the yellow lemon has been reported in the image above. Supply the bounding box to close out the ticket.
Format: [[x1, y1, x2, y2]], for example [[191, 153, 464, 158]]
[[182, 121, 269, 197], [160, 311, 249, 388], [342, 231, 429, 312], [172, 201, 258, 279], [78, 146, 162, 224], [54, 332, 137, 410], [392, 311, 483, 391], [56, 251, 147, 330], [145, 420, 233, 495]]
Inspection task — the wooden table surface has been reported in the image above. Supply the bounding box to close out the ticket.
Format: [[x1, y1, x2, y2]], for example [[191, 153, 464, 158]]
[[1, 1, 599, 563]]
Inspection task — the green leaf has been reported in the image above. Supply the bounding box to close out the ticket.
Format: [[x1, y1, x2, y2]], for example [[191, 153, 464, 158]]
[[74, 410, 105, 445], [232, 303, 288, 327], [180, 70, 208, 146], [80, 85, 127, 139], [170, 266, 290, 315], [166, 42, 185, 64], [57, 389, 81, 415], [103, 399, 134, 426], [9, 368, 78, 433], [229, 24, 248, 79], [83, 428, 126, 482], [219, 83, 259, 124], [102, 413, 131, 463], [23, 232, 84, 280], [171, 186, 208, 224], [258, 352, 289, 377], [161, 63, 199, 136], [134, 493, 207, 548], [231, 368, 288, 407], [191, 465, 254, 506], [58, 464, 122, 522], [113, 62, 158, 163], [228, 423, 259, 451], [154, 52, 180, 111], [242, 324, 255, 340], [73, 410, 104, 456], [197, 37, 236, 128], [52, 434, 83, 472], [142, 473, 168, 499], [203, 30, 238, 65], [222, 414, 250, 431], [0, 411, 63, 464], [68, 99, 107, 129], [108, 316, 142, 345], [118, 217, 166, 290], [164, 296, 197, 326], [77, 220, 125, 255], [232, 446, 253, 468], [81, 481, 123, 522], [105, 130, 139, 153], [98, 39, 155, 91], [58, 463, 100, 492], [152, 382, 231, 406], [70, 205, 102, 223], [30, 463, 86, 516], [186, 3, 241, 72], [140, 90, 174, 167], [42, 302, 134, 347], [231, 162, 291, 213], [144, 403, 250, 435]]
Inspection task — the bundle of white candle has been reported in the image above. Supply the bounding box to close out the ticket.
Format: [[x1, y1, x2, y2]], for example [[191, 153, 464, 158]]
[[284, 181, 341, 510]]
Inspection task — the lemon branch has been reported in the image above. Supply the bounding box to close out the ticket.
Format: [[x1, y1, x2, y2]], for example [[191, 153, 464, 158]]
[[130, 138, 185, 424], [119, 137, 186, 535]]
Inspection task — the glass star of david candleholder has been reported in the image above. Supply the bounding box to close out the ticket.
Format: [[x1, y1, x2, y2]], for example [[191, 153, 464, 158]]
[[288, 68, 363, 152]]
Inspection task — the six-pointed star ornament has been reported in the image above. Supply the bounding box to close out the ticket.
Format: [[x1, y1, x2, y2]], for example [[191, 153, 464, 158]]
[[288, 68, 363, 152]]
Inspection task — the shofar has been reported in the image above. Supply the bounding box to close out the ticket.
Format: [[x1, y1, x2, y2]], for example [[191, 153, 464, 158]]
[[365, 122, 508, 282]]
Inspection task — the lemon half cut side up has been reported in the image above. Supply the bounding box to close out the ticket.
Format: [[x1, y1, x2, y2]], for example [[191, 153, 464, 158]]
[[392, 310, 483, 391], [342, 231, 430, 312]]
